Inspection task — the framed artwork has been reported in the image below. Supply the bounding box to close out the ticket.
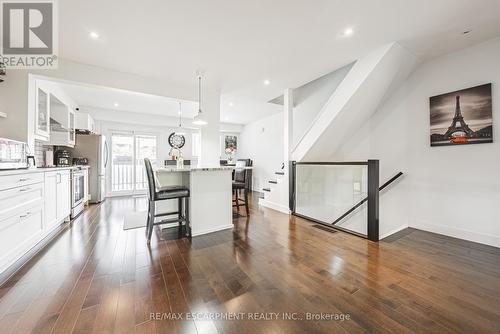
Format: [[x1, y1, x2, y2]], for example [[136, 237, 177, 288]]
[[430, 83, 492, 146], [225, 135, 237, 151]]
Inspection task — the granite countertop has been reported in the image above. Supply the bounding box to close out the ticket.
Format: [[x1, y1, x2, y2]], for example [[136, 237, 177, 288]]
[[0, 165, 90, 176], [156, 166, 234, 173]]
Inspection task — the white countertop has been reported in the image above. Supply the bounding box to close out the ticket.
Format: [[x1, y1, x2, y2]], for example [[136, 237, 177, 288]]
[[0, 165, 89, 176], [156, 166, 234, 173]]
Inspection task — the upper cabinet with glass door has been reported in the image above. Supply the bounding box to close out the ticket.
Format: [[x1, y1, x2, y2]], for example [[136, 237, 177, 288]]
[[35, 86, 51, 140], [47, 94, 76, 147], [33, 80, 78, 146], [68, 109, 75, 146]]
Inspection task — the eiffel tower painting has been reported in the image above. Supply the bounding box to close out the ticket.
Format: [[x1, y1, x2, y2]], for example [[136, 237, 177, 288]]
[[430, 83, 493, 147], [443, 96, 474, 138]]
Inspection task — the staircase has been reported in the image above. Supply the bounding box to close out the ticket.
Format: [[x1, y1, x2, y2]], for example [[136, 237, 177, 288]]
[[258, 42, 417, 215], [293, 42, 417, 161], [258, 169, 290, 214]]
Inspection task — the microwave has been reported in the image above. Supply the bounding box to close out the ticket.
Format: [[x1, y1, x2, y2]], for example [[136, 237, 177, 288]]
[[0, 138, 28, 170]]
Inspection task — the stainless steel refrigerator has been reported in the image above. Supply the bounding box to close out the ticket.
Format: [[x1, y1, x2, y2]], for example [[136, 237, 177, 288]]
[[72, 134, 108, 203]]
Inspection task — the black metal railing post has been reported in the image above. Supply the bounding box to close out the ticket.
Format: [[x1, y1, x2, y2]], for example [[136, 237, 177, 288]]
[[289, 161, 296, 213], [367, 160, 380, 241]]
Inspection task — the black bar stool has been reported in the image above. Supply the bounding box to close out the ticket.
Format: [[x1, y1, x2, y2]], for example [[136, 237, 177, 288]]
[[144, 158, 190, 243], [232, 159, 251, 216]]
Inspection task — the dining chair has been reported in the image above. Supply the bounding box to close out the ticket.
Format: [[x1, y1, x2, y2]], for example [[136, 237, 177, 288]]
[[144, 158, 190, 243], [232, 159, 250, 216]]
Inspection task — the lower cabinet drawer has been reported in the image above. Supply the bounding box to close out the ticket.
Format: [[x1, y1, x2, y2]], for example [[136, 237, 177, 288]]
[[0, 204, 43, 272], [0, 182, 44, 221], [0, 172, 44, 192]]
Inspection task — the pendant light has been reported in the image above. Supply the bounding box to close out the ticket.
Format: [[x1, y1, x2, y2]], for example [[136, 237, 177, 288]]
[[192, 75, 208, 126], [175, 102, 186, 135]]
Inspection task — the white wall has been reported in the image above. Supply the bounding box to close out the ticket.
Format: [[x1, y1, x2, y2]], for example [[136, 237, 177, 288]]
[[333, 36, 500, 246], [292, 63, 353, 147], [0, 71, 29, 142], [238, 112, 284, 192]]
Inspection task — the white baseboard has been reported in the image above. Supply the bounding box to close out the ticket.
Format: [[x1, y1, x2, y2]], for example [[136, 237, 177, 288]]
[[380, 224, 408, 240], [192, 224, 233, 237], [258, 199, 290, 214], [410, 219, 500, 248]]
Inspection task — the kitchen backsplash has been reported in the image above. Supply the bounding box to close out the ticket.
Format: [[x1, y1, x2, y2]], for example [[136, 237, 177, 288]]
[[34, 140, 54, 167]]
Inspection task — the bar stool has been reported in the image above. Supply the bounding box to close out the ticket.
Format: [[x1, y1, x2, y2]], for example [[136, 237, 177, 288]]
[[232, 160, 250, 216], [144, 158, 190, 243]]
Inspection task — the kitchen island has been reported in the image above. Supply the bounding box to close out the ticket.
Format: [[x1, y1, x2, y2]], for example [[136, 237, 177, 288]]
[[154, 166, 233, 237]]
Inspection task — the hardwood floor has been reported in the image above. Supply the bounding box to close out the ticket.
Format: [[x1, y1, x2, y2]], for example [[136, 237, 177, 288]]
[[1, 194, 500, 333]]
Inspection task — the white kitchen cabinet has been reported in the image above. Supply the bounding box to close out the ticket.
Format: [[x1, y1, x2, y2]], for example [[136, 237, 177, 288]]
[[48, 97, 76, 148], [44, 170, 70, 232], [44, 172, 58, 230], [0, 204, 43, 271], [57, 171, 71, 220], [0, 169, 74, 275], [0, 173, 45, 273], [75, 112, 96, 134], [0, 172, 44, 192], [35, 86, 50, 141], [0, 181, 44, 221]]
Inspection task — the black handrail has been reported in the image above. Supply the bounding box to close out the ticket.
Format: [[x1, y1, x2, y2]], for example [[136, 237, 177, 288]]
[[331, 172, 403, 226]]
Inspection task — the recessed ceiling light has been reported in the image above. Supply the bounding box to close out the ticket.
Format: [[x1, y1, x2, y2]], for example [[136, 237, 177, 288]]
[[344, 28, 354, 35], [229, 102, 234, 107], [341, 28, 354, 37], [90, 31, 100, 39], [263, 79, 270, 86], [113, 102, 119, 107]]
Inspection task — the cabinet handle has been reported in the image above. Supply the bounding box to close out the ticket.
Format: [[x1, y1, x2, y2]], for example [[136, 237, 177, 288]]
[[19, 178, 30, 182], [19, 187, 31, 192], [19, 212, 31, 219]]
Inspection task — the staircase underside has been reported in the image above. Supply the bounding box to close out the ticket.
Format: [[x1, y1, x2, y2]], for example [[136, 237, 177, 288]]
[[292, 42, 417, 162]]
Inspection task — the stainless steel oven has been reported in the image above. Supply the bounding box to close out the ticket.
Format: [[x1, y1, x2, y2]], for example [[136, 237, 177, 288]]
[[0, 138, 28, 170], [71, 169, 85, 218]]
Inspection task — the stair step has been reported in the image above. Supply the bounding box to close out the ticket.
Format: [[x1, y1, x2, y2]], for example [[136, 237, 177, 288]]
[[262, 188, 271, 192], [269, 180, 278, 184], [275, 172, 285, 175]]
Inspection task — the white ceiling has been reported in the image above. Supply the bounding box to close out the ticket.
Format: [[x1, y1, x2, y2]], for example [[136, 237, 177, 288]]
[[42, 79, 282, 124], [56, 0, 500, 123], [49, 80, 199, 118]]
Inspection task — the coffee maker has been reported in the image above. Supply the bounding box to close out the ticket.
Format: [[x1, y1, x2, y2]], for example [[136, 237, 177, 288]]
[[54, 149, 71, 166]]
